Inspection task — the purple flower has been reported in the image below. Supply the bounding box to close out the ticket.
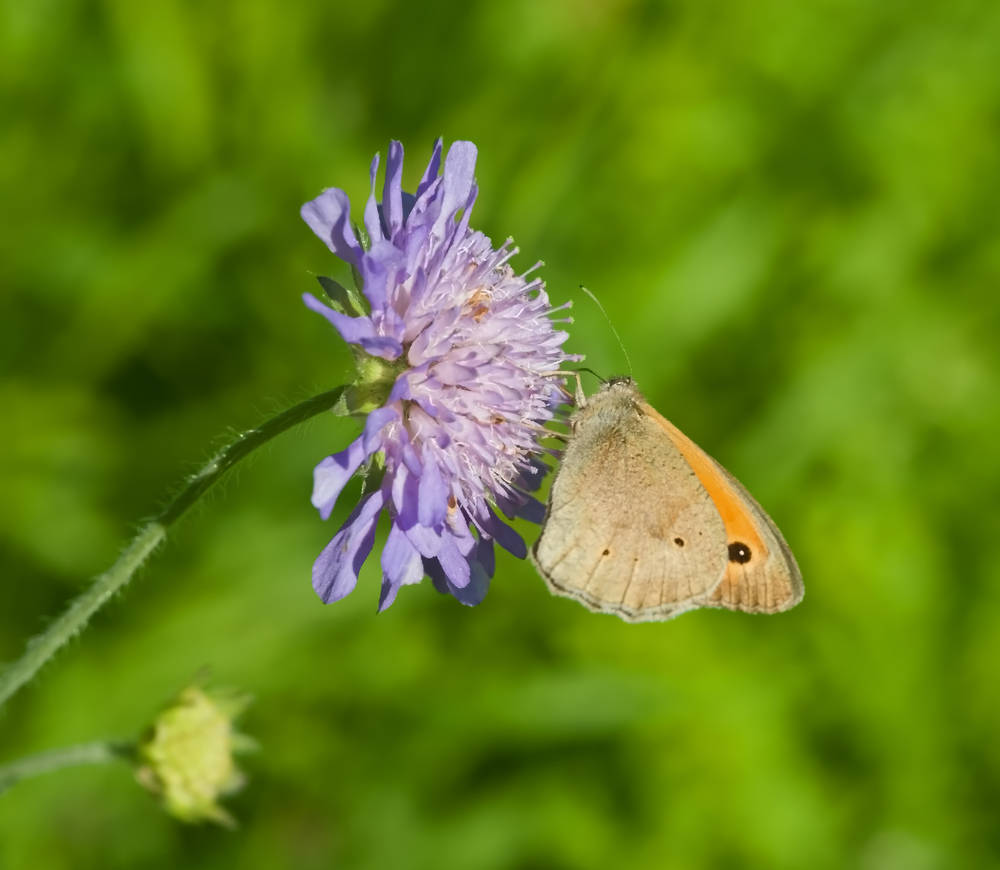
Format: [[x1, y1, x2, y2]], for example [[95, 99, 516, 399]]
[[302, 139, 578, 611]]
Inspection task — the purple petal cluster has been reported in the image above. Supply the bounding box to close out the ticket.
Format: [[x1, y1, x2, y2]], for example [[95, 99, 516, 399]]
[[302, 139, 578, 611]]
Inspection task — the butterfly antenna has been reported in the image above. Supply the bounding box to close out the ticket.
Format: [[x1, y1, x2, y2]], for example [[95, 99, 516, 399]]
[[580, 285, 632, 379], [574, 366, 605, 383]]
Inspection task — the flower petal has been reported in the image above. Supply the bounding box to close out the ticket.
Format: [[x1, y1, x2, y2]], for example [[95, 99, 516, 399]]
[[377, 583, 399, 612], [486, 506, 527, 559], [516, 495, 547, 525], [518, 457, 550, 492], [356, 249, 389, 314], [436, 529, 472, 589], [432, 141, 477, 241], [415, 138, 443, 200], [359, 240, 406, 329], [312, 489, 387, 604], [417, 450, 448, 528], [382, 522, 424, 586], [494, 489, 547, 526], [364, 152, 385, 243], [304, 290, 403, 361], [311, 436, 367, 521], [391, 463, 421, 529], [301, 188, 362, 265], [475, 534, 496, 578], [400, 192, 417, 227], [421, 536, 492, 607], [363, 407, 398, 453], [358, 336, 404, 360], [383, 140, 405, 239], [423, 556, 450, 595], [387, 369, 423, 404], [311, 411, 395, 521], [302, 293, 376, 346], [378, 522, 424, 612], [452, 555, 490, 606], [454, 182, 478, 241], [400, 440, 423, 476], [404, 523, 443, 559]]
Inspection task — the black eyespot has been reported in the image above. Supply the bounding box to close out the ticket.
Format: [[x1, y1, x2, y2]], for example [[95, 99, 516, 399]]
[[602, 548, 610, 556], [674, 538, 685, 547], [728, 542, 752, 564]]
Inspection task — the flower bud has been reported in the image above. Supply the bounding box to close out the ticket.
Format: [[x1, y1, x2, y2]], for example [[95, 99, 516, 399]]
[[136, 686, 253, 827]]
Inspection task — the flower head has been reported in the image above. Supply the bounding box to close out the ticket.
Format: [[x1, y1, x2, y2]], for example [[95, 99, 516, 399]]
[[136, 686, 254, 827], [302, 139, 578, 611]]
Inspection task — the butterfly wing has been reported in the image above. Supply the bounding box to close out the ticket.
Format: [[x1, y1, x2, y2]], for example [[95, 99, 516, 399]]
[[532, 389, 729, 623], [647, 407, 804, 614]]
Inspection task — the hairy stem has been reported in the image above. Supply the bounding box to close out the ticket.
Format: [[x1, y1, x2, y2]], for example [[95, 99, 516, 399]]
[[0, 386, 347, 709], [0, 741, 133, 795]]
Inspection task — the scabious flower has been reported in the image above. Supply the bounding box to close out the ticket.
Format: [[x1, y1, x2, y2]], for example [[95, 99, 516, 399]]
[[301, 138, 578, 611]]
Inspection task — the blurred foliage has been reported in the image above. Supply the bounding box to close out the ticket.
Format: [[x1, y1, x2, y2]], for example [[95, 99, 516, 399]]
[[2, 0, 1000, 867]]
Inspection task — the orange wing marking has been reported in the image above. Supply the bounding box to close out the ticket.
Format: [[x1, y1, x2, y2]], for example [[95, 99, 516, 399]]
[[642, 405, 767, 562]]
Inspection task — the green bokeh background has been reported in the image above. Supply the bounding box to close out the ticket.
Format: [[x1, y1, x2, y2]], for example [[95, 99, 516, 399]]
[[3, 0, 1000, 867]]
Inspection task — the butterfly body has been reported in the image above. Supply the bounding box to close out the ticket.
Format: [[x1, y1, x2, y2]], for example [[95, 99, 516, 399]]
[[531, 378, 803, 622]]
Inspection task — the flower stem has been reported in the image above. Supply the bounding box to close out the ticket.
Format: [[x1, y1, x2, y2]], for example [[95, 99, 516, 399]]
[[0, 386, 347, 710], [0, 740, 133, 795]]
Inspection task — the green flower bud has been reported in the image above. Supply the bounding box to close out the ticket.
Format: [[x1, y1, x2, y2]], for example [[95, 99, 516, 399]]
[[335, 353, 408, 418], [136, 686, 254, 827]]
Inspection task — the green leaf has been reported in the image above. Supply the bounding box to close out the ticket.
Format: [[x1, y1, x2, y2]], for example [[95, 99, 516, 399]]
[[349, 221, 371, 294], [352, 220, 371, 252], [316, 275, 368, 317]]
